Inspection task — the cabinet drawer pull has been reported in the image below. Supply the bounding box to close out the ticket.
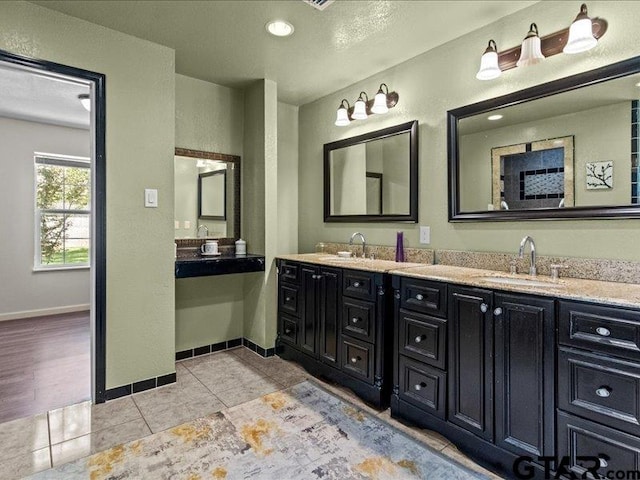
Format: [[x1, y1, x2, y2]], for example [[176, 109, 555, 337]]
[[353, 281, 361, 288], [350, 356, 362, 364], [493, 307, 502, 316], [596, 327, 611, 337], [311, 274, 317, 279], [316, 275, 323, 280], [415, 334, 426, 343], [596, 386, 612, 398], [285, 296, 293, 302], [284, 328, 292, 334], [415, 294, 424, 301], [351, 317, 360, 324], [480, 303, 488, 313], [414, 382, 427, 391]]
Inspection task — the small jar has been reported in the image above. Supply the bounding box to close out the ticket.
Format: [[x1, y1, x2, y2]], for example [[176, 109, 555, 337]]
[[235, 238, 247, 255], [315, 242, 327, 253]]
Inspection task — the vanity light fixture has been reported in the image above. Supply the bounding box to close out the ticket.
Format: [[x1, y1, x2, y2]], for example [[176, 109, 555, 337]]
[[334, 84, 399, 127], [487, 114, 503, 121], [563, 4, 597, 54], [517, 23, 545, 67], [266, 20, 294, 37], [352, 92, 369, 120], [475, 3, 607, 80], [476, 40, 502, 80], [78, 93, 90, 111]]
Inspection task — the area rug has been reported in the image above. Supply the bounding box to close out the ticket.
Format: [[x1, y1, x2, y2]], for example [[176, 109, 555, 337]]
[[29, 381, 488, 479]]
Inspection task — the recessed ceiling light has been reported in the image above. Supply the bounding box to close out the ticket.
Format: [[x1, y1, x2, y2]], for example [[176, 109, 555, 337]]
[[266, 20, 294, 37], [487, 114, 503, 121]]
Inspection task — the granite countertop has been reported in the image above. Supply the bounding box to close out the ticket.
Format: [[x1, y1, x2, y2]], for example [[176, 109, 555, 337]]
[[390, 264, 640, 309], [276, 253, 425, 273]]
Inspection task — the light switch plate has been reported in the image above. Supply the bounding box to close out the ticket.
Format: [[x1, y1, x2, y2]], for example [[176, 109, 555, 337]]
[[419, 226, 431, 244], [175, 220, 180, 229], [184, 220, 191, 229], [144, 188, 158, 208]]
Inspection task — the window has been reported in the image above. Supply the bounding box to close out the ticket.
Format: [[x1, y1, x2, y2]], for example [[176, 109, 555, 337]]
[[35, 155, 91, 269]]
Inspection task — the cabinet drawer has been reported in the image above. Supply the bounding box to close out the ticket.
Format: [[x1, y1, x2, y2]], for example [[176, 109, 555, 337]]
[[279, 261, 300, 285], [557, 411, 640, 479], [559, 348, 640, 436], [559, 301, 640, 361], [279, 314, 298, 346], [399, 309, 446, 369], [399, 277, 447, 318], [278, 284, 300, 317], [398, 355, 446, 419], [342, 298, 375, 343], [341, 336, 374, 383], [343, 271, 376, 301]]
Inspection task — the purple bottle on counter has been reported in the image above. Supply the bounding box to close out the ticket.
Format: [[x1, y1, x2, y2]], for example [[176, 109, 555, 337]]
[[395, 231, 405, 262]]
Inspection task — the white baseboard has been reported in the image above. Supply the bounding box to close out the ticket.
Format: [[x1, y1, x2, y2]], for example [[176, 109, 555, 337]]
[[0, 304, 90, 322]]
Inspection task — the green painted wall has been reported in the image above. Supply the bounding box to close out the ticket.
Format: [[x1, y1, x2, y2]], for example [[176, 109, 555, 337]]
[[174, 74, 246, 351], [0, 1, 176, 388], [298, 1, 640, 261]]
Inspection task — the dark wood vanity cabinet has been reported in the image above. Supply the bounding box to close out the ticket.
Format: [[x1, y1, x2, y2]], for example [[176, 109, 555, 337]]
[[276, 260, 392, 408]]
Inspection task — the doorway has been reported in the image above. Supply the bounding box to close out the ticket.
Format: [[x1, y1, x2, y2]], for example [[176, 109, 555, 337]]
[[0, 49, 106, 421]]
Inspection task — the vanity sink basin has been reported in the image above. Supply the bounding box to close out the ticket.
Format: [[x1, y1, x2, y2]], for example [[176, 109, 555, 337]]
[[477, 276, 562, 288], [317, 255, 359, 262]]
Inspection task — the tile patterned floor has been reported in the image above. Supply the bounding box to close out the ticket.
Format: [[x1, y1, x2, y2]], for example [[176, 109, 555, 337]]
[[0, 347, 502, 480]]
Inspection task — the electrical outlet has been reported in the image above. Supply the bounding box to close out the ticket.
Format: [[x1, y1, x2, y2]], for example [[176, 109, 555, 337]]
[[184, 220, 191, 229], [175, 220, 180, 230], [419, 226, 431, 244]]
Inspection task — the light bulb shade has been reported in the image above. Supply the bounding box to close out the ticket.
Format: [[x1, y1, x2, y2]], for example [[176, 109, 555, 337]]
[[78, 94, 91, 111], [517, 24, 545, 67], [476, 50, 501, 81], [563, 17, 597, 54], [371, 87, 388, 114], [335, 106, 350, 126], [352, 99, 368, 120]]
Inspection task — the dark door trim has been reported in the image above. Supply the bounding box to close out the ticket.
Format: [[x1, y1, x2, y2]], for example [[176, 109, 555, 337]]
[[0, 48, 107, 403]]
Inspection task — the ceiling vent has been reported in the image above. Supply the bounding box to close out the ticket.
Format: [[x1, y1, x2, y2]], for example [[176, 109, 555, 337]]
[[302, 0, 334, 11]]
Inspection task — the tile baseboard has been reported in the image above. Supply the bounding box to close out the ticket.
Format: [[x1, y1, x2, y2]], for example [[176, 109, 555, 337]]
[[105, 371, 177, 401], [175, 337, 275, 363]]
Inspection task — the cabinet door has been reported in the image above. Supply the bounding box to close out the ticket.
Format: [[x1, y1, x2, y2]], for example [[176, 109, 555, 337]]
[[494, 293, 555, 459], [300, 265, 318, 356], [448, 286, 493, 441], [318, 267, 341, 366]]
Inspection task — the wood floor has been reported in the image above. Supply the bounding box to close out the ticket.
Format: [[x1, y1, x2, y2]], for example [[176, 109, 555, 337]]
[[0, 312, 90, 424]]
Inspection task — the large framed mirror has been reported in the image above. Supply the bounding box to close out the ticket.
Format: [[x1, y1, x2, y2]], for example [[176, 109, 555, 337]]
[[174, 148, 240, 240], [449, 55, 640, 221], [324, 120, 418, 222]]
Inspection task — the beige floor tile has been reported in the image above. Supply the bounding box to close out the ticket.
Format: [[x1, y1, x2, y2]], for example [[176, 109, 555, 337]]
[[132, 370, 212, 414], [141, 395, 226, 433], [230, 347, 265, 364], [441, 445, 504, 479], [0, 413, 49, 460], [190, 362, 270, 394], [179, 351, 241, 370], [215, 376, 282, 408], [48, 397, 142, 444], [50, 418, 151, 467], [0, 447, 50, 480]]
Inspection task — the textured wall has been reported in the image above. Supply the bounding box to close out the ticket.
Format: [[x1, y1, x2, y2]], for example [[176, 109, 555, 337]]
[[298, 1, 640, 261], [277, 102, 299, 256], [0, 117, 90, 318], [0, 1, 176, 388]]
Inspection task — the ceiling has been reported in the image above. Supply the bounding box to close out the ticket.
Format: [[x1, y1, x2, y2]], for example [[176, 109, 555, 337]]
[[30, 0, 537, 105]]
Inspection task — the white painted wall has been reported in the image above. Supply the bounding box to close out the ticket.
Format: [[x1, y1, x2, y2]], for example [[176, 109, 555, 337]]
[[0, 117, 90, 319]]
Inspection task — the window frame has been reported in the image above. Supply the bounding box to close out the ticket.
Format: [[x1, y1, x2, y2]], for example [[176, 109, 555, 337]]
[[33, 153, 91, 271]]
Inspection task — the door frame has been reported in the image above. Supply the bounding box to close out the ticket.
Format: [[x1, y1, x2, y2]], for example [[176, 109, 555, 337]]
[[0, 48, 107, 403]]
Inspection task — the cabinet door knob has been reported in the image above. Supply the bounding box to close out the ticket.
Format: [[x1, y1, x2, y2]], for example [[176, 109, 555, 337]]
[[284, 328, 292, 334], [351, 356, 361, 364], [493, 307, 502, 316], [316, 274, 323, 280], [351, 317, 360, 324], [353, 281, 361, 288], [480, 303, 488, 313], [415, 334, 426, 343], [415, 293, 424, 301], [414, 382, 427, 391], [311, 274, 317, 279], [285, 297, 292, 302], [596, 327, 611, 337], [596, 386, 612, 398]]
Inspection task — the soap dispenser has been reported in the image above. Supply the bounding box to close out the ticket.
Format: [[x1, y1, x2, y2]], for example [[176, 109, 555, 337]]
[[235, 238, 247, 256]]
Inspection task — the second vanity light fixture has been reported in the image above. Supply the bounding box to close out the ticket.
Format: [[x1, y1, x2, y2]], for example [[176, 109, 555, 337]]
[[335, 83, 399, 127], [476, 3, 607, 81]]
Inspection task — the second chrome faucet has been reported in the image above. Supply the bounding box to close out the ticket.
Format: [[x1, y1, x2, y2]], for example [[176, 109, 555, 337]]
[[518, 235, 537, 276], [349, 232, 366, 259]]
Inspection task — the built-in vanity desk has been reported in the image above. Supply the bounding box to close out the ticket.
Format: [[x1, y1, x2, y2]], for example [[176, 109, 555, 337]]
[[175, 249, 265, 278], [388, 264, 640, 480]]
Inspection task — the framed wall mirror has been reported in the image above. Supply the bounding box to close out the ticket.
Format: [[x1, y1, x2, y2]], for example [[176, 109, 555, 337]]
[[174, 148, 240, 240], [324, 120, 418, 222], [449, 55, 640, 221]]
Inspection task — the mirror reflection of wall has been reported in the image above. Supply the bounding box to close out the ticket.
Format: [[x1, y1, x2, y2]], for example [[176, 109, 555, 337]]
[[174, 155, 237, 239]]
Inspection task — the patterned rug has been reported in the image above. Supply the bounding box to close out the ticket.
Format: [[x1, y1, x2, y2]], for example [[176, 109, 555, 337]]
[[29, 381, 488, 479]]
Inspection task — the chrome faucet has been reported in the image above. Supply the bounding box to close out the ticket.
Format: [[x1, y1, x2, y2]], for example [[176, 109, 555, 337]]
[[349, 232, 367, 259], [196, 224, 209, 238], [518, 235, 537, 276]]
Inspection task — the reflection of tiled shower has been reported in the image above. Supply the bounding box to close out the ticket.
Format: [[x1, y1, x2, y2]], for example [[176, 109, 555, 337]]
[[632, 100, 639, 204]]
